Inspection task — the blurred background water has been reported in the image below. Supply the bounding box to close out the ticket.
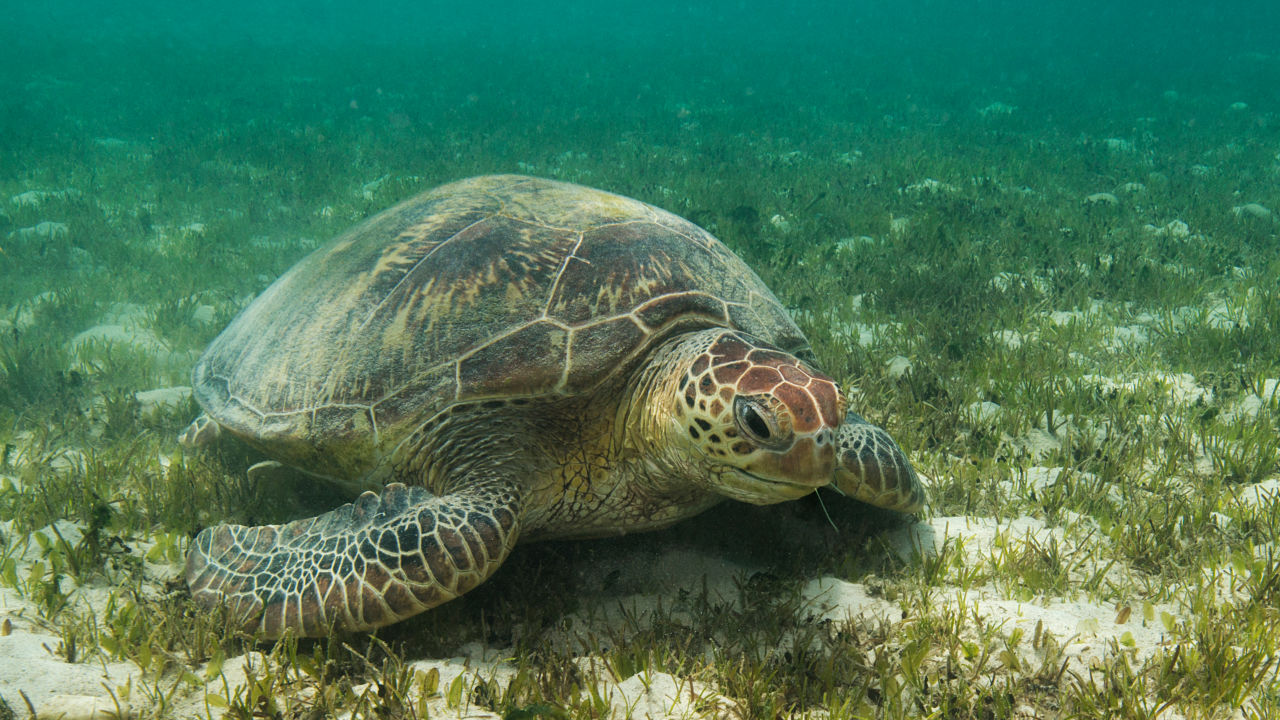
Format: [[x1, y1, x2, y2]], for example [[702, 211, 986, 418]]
[[5, 0, 1278, 156]]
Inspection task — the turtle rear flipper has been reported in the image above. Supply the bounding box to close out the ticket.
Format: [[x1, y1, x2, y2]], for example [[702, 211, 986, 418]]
[[178, 413, 220, 447], [185, 480, 522, 638], [832, 411, 927, 513]]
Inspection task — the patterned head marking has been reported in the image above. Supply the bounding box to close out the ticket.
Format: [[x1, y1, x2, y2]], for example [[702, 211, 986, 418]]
[[673, 330, 843, 501]]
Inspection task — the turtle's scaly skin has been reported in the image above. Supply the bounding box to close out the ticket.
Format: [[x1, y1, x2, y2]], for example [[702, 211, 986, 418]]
[[185, 175, 925, 638]]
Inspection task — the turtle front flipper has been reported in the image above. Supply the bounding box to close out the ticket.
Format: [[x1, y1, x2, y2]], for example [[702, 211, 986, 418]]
[[832, 411, 927, 513], [185, 480, 522, 638]]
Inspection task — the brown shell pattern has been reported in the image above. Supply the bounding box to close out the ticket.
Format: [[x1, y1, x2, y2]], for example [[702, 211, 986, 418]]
[[193, 175, 806, 456]]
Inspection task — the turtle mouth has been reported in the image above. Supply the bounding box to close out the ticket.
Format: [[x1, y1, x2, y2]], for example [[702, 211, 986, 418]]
[[740, 469, 798, 487], [707, 465, 818, 504], [733, 469, 819, 498], [738, 466, 829, 489]]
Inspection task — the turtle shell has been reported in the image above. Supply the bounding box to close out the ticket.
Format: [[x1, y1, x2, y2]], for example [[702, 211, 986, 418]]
[[193, 175, 807, 478]]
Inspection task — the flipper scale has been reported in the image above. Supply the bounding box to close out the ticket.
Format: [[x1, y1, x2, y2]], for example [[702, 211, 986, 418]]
[[185, 480, 522, 638]]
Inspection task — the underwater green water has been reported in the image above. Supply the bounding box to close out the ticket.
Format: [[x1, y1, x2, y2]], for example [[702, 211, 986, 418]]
[[3, 0, 1278, 394], [2, 1, 1280, 716], [1, 2, 1276, 319]]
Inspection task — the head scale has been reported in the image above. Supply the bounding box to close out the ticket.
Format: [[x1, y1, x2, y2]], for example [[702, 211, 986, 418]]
[[665, 330, 844, 503]]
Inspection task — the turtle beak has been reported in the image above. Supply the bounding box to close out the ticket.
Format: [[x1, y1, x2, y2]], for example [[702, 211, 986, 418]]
[[738, 431, 837, 487], [718, 426, 838, 504], [718, 467, 818, 504]]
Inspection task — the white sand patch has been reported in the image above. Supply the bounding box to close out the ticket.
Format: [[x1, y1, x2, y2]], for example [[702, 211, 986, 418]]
[[0, 587, 139, 715], [1222, 392, 1266, 423], [999, 466, 1121, 505], [989, 272, 1050, 295], [915, 516, 1056, 561], [802, 577, 902, 624], [100, 303, 150, 327], [901, 178, 958, 196], [192, 304, 217, 325], [1014, 427, 1061, 461], [834, 236, 877, 253], [1105, 323, 1149, 348], [802, 515, 1183, 685], [1204, 298, 1246, 330], [888, 216, 910, 237], [0, 516, 186, 715], [885, 355, 912, 379], [829, 320, 899, 347], [32, 693, 133, 719], [1044, 301, 1107, 327], [134, 386, 192, 414], [1077, 371, 1212, 407], [8, 221, 69, 243], [1008, 406, 1136, 457], [963, 400, 1002, 425], [1166, 298, 1246, 331], [978, 102, 1016, 117], [1233, 479, 1280, 510], [71, 324, 168, 354], [1082, 192, 1119, 207], [993, 329, 1024, 348], [973, 593, 1175, 668], [1047, 310, 1079, 326], [1233, 202, 1272, 221], [69, 316, 200, 375], [1144, 219, 1192, 240], [158, 650, 490, 719], [605, 671, 737, 720], [788, 299, 901, 348], [9, 189, 80, 207]]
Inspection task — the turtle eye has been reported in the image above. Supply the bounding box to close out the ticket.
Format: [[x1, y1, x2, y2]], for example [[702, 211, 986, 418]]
[[734, 396, 786, 449]]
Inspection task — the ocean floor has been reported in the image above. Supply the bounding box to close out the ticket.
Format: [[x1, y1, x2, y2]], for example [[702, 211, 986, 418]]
[[2, 290, 1278, 718]]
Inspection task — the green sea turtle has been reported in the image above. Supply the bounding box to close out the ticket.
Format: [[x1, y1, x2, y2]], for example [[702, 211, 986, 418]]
[[183, 174, 925, 638]]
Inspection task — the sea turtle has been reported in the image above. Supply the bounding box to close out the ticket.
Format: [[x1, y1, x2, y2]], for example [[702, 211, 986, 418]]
[[183, 174, 925, 638]]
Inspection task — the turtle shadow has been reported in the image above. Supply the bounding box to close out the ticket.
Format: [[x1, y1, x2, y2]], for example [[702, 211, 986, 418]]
[[377, 490, 919, 657]]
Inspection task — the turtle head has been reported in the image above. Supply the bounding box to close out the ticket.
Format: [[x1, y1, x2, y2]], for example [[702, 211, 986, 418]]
[[650, 329, 843, 504]]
